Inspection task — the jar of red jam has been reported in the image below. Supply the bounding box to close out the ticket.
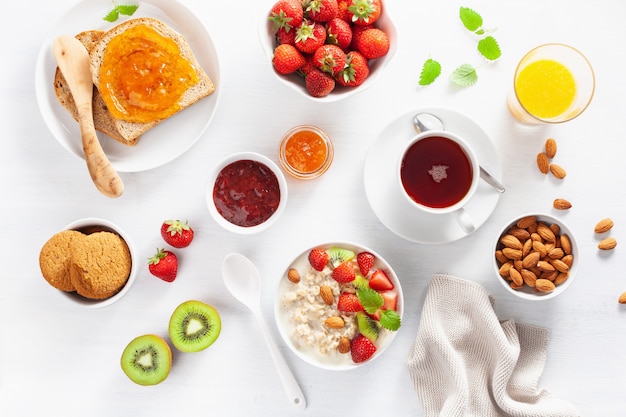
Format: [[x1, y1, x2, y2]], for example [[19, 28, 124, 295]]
[[279, 125, 333, 180]]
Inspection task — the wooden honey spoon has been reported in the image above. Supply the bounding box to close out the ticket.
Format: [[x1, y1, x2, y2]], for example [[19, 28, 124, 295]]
[[53, 35, 124, 198]]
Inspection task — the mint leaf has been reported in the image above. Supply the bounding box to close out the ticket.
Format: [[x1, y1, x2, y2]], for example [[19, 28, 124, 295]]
[[379, 309, 401, 331], [103, 9, 119, 22], [450, 64, 478, 87], [357, 288, 384, 315], [459, 7, 483, 33], [103, 2, 139, 22], [117, 4, 139, 16], [478, 36, 501, 61], [418, 58, 442, 86]]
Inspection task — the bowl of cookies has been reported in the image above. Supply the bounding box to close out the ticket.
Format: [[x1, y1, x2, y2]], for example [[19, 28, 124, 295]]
[[493, 213, 578, 300], [275, 242, 403, 370], [38, 217, 137, 307]]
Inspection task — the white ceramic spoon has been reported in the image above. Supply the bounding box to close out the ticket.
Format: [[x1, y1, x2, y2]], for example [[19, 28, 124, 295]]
[[221, 253, 306, 410], [53, 35, 124, 198]]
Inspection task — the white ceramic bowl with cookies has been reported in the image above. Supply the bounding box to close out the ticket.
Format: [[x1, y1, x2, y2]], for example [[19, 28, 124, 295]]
[[206, 152, 288, 234], [258, 6, 397, 102], [39, 218, 137, 308], [493, 213, 578, 301]]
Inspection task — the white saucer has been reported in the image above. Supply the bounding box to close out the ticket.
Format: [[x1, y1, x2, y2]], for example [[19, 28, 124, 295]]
[[363, 107, 502, 244], [35, 0, 220, 172]]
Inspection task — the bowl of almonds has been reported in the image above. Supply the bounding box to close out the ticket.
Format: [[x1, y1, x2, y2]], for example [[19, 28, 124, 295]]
[[275, 242, 403, 369], [494, 214, 578, 300]]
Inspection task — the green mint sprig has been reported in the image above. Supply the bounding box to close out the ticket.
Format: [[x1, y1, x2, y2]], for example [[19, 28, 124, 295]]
[[103, 1, 139, 22], [357, 288, 401, 331], [418, 6, 501, 87]]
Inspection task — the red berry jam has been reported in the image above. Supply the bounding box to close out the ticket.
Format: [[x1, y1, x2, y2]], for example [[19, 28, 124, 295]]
[[213, 159, 281, 227]]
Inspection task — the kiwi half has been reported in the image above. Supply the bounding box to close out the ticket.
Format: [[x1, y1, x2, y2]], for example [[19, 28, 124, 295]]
[[168, 300, 221, 352], [120, 334, 172, 386], [327, 246, 355, 268]]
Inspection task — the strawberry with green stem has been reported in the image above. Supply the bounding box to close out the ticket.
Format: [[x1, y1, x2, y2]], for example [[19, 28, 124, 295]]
[[269, 0, 304, 32], [348, 0, 382, 26], [148, 249, 178, 282], [295, 20, 327, 53], [313, 44, 346, 76], [306, 0, 339, 23], [336, 50, 369, 87], [160, 220, 194, 248], [325, 17, 353, 50]]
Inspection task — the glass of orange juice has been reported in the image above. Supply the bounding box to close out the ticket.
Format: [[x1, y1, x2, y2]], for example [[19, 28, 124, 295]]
[[507, 44, 595, 124]]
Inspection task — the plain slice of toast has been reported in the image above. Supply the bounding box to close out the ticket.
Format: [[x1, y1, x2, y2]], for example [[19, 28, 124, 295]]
[[89, 17, 215, 142], [53, 30, 139, 146]]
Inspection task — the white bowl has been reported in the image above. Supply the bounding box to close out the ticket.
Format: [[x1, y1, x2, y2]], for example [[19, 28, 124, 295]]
[[60, 218, 137, 308], [258, 5, 397, 102], [493, 213, 578, 301], [275, 241, 403, 370], [207, 152, 288, 234]]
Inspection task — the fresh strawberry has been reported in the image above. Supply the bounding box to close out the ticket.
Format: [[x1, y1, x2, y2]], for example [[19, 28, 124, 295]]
[[308, 248, 329, 271], [336, 50, 369, 87], [349, 24, 372, 50], [269, 0, 304, 32], [295, 20, 327, 53], [313, 44, 346, 76], [298, 53, 317, 77], [350, 334, 377, 363], [306, 0, 339, 22], [356, 251, 375, 276], [369, 269, 394, 291], [148, 249, 178, 282], [325, 17, 352, 50], [336, 0, 352, 22], [273, 44, 306, 74], [368, 291, 397, 320], [347, 0, 382, 26], [305, 68, 336, 97], [331, 260, 356, 283], [276, 26, 297, 45], [337, 292, 364, 312], [160, 220, 194, 248], [355, 27, 389, 59]]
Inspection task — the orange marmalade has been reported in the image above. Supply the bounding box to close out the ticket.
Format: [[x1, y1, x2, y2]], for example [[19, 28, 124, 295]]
[[99, 24, 198, 123], [279, 126, 333, 179]]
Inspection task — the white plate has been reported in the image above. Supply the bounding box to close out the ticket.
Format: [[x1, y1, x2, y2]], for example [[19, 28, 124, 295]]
[[364, 107, 502, 244], [35, 0, 220, 172]]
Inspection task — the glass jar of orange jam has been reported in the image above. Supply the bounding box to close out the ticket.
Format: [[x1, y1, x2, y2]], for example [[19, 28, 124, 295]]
[[279, 125, 333, 180]]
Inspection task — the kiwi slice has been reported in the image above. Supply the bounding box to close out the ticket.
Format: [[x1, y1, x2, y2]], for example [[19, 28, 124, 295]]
[[168, 300, 221, 352], [120, 334, 172, 386], [327, 246, 355, 268], [357, 312, 381, 342]]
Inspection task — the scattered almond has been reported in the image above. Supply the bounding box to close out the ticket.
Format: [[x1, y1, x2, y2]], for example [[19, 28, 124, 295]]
[[536, 152, 549, 174], [545, 138, 557, 158], [287, 268, 300, 283], [594, 218, 614, 234], [319, 285, 333, 305], [598, 237, 617, 250], [549, 163, 567, 179], [337, 336, 351, 353], [324, 316, 345, 329], [553, 198, 572, 210], [619, 292, 626, 305]]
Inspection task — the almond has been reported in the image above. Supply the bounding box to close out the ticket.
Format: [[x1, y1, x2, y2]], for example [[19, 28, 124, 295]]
[[619, 292, 626, 305], [537, 260, 555, 272], [495, 250, 509, 264], [522, 251, 541, 269], [319, 285, 333, 305], [287, 268, 300, 283], [509, 227, 531, 241], [537, 223, 556, 242], [548, 247, 565, 259], [337, 336, 351, 353], [509, 268, 523, 287], [324, 316, 345, 329], [502, 247, 523, 260], [545, 138, 557, 158], [554, 272, 569, 286], [535, 278, 556, 293], [553, 198, 572, 210], [532, 240, 548, 258], [560, 234, 572, 255], [594, 218, 614, 234], [536, 152, 549, 174], [521, 269, 538, 287], [598, 237, 617, 250], [500, 234, 523, 250], [517, 216, 537, 230], [549, 163, 567, 179], [550, 258, 569, 273]]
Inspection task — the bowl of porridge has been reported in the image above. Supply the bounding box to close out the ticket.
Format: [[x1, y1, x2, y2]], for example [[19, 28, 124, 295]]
[[275, 242, 403, 370]]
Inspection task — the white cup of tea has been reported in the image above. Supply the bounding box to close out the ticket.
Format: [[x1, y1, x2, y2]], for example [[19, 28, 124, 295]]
[[398, 130, 480, 233]]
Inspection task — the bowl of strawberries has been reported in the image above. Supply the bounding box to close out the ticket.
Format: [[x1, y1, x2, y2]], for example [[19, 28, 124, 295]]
[[275, 242, 403, 370], [260, 0, 397, 101]]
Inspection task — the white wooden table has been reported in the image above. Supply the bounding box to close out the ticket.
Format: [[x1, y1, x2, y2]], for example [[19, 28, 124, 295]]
[[1, 0, 625, 415]]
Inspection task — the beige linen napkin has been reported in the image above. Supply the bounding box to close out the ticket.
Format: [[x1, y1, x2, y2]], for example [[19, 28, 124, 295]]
[[407, 274, 580, 417]]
